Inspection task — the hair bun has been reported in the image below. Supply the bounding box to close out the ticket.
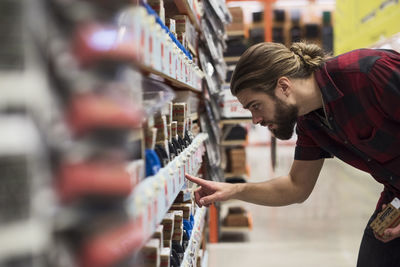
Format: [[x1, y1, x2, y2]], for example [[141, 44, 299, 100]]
[[290, 42, 326, 71]]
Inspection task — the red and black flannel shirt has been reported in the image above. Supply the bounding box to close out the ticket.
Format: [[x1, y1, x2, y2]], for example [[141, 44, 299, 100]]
[[295, 48, 400, 208]]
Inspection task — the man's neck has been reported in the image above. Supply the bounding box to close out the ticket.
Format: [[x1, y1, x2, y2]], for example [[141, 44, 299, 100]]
[[295, 74, 323, 116]]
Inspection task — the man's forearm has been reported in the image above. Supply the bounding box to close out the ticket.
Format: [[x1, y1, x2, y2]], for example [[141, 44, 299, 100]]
[[233, 175, 308, 206]]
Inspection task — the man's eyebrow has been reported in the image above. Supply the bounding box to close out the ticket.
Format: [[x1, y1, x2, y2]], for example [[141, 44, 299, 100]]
[[244, 100, 257, 109]]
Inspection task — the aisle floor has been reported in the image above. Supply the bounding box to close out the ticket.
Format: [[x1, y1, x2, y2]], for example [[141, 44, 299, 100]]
[[207, 145, 383, 267]]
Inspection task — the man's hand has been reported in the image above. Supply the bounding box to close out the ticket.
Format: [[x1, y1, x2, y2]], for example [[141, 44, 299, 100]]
[[185, 174, 239, 207], [374, 204, 400, 243]]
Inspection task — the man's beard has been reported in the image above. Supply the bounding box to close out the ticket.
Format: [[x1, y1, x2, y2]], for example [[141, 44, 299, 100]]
[[270, 98, 299, 140]]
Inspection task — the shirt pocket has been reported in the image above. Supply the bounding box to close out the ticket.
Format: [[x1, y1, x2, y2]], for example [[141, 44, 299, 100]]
[[354, 127, 398, 163]]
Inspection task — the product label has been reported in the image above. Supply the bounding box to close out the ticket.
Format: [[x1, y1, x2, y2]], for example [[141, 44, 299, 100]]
[[392, 197, 400, 209]]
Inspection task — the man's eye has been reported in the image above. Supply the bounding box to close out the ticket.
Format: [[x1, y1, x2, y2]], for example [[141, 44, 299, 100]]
[[252, 104, 260, 110]]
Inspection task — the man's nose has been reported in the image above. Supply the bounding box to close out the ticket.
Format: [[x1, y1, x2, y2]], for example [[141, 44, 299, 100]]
[[252, 115, 262, 125]]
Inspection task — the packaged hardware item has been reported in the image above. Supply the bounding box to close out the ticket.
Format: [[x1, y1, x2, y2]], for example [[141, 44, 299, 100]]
[[172, 103, 186, 139], [154, 113, 168, 142], [152, 225, 164, 249], [142, 238, 160, 267], [166, 19, 176, 34], [171, 210, 184, 242], [171, 121, 183, 154], [370, 197, 400, 238], [161, 212, 175, 247], [170, 204, 191, 220], [160, 247, 170, 267]]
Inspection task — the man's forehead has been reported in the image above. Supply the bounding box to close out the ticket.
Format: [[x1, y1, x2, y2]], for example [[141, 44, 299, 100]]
[[236, 89, 258, 106]]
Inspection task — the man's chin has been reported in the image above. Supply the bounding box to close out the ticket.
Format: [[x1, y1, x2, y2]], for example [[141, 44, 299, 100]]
[[271, 130, 294, 140]]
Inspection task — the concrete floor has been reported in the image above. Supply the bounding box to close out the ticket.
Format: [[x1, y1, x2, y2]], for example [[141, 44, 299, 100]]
[[207, 145, 383, 267]]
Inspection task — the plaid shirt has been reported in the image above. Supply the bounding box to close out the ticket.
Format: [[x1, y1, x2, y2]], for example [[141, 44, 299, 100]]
[[295, 48, 400, 206]]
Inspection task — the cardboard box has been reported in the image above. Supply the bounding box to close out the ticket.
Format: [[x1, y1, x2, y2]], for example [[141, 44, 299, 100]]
[[166, 18, 176, 34], [152, 225, 164, 249], [161, 212, 175, 241], [223, 213, 250, 227], [170, 203, 191, 220], [142, 239, 160, 267], [154, 113, 168, 142], [219, 88, 252, 118], [160, 247, 171, 267], [229, 7, 244, 23], [370, 197, 400, 238], [148, 0, 165, 23], [226, 23, 245, 32]]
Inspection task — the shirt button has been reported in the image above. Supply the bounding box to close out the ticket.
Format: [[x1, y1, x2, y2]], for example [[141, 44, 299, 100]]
[[367, 158, 371, 162], [329, 117, 333, 121], [344, 140, 348, 144], [390, 176, 393, 180]]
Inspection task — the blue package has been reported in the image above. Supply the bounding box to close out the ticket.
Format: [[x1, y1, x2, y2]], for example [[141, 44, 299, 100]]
[[145, 149, 161, 177], [183, 218, 193, 239]]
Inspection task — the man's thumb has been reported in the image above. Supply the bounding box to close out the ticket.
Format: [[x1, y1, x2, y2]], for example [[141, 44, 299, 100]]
[[200, 195, 217, 206]]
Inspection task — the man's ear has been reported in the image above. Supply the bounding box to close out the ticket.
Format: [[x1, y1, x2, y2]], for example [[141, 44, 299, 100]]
[[276, 77, 291, 97]]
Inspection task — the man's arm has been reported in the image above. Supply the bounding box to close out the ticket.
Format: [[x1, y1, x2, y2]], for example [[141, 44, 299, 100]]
[[186, 159, 324, 207]]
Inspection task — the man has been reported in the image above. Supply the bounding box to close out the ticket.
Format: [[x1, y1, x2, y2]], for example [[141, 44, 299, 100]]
[[185, 42, 400, 266]]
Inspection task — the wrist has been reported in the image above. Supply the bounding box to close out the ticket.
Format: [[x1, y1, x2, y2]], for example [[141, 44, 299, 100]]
[[232, 182, 245, 199]]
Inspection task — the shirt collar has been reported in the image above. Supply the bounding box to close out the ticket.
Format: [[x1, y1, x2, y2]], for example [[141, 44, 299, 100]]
[[314, 63, 344, 103]]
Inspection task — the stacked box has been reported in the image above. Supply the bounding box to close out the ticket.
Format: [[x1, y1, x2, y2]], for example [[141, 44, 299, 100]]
[[224, 213, 250, 227], [160, 247, 171, 267], [223, 206, 250, 227], [228, 148, 246, 174], [174, 90, 199, 119], [154, 113, 168, 143], [161, 213, 175, 248], [219, 88, 251, 118], [172, 103, 186, 138], [171, 210, 184, 243], [226, 7, 245, 32], [170, 203, 191, 220], [145, 127, 157, 149], [177, 32, 186, 49], [148, 0, 165, 23], [152, 225, 164, 249], [173, 15, 196, 51], [142, 239, 160, 267], [166, 18, 176, 34]]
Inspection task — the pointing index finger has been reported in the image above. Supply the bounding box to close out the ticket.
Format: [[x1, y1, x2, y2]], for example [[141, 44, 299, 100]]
[[185, 173, 208, 186]]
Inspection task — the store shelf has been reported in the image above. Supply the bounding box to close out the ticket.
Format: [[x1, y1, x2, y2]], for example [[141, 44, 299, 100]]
[[180, 207, 207, 266], [188, 43, 198, 57], [138, 64, 202, 93], [219, 118, 252, 127], [73, 17, 204, 94], [79, 133, 208, 267], [173, 0, 201, 31], [220, 140, 247, 146], [128, 133, 207, 245], [227, 30, 246, 37], [220, 226, 251, 233]]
